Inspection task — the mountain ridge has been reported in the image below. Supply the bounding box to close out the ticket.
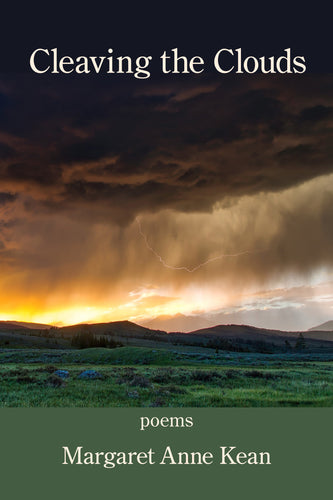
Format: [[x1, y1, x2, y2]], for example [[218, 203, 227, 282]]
[[0, 320, 51, 330], [1, 319, 333, 352], [309, 320, 333, 332]]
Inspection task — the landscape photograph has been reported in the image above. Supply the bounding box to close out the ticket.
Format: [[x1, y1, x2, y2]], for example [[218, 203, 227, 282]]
[[0, 69, 333, 407]]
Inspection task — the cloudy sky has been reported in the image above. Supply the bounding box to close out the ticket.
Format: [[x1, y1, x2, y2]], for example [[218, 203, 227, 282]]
[[0, 69, 332, 330]]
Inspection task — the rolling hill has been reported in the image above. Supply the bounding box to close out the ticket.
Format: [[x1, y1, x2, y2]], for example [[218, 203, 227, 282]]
[[54, 320, 333, 352], [58, 320, 166, 338], [1, 318, 333, 353], [190, 324, 333, 342], [0, 321, 51, 330], [309, 320, 333, 332]]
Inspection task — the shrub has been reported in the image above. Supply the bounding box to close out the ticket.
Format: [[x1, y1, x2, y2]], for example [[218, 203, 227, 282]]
[[129, 375, 151, 388], [149, 398, 166, 407], [35, 365, 57, 373], [225, 369, 240, 379], [151, 368, 173, 383], [245, 370, 278, 380], [16, 375, 36, 383], [46, 374, 66, 387], [191, 370, 221, 382]]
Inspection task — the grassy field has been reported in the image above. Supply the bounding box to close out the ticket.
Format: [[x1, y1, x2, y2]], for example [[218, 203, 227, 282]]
[[0, 346, 332, 407]]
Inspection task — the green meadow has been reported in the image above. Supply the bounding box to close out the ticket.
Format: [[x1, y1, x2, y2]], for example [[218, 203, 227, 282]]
[[0, 347, 332, 407]]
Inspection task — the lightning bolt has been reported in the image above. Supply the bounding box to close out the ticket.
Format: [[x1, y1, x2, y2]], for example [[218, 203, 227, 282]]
[[136, 217, 259, 273]]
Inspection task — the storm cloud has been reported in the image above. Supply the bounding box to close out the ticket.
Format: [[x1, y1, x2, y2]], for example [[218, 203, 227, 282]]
[[0, 73, 332, 326], [0, 74, 332, 217]]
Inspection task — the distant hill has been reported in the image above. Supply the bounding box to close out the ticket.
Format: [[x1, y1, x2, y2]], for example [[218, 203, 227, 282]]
[[58, 320, 166, 338], [57, 320, 333, 352], [0, 320, 51, 330], [1, 318, 333, 353], [308, 321, 333, 332], [189, 324, 333, 343]]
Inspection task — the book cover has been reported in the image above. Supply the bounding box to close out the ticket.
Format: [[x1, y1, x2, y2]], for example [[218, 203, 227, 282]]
[[0, 3, 332, 499]]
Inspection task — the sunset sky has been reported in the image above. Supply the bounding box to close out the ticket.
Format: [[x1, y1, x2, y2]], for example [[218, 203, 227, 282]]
[[0, 68, 332, 330]]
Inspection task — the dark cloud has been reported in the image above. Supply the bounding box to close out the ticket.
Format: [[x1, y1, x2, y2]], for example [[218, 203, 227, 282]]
[[0, 192, 17, 204], [0, 73, 332, 311], [0, 141, 15, 159], [0, 74, 332, 227], [299, 104, 333, 122], [6, 162, 62, 185]]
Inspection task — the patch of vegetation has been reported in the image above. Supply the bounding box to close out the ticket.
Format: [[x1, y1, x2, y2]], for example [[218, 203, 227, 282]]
[[71, 332, 123, 349], [0, 344, 332, 407]]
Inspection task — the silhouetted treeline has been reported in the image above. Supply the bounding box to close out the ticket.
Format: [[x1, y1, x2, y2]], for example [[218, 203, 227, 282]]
[[71, 332, 123, 349]]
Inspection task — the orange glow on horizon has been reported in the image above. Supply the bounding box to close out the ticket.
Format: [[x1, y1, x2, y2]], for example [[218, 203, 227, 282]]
[[0, 284, 231, 326]]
